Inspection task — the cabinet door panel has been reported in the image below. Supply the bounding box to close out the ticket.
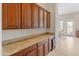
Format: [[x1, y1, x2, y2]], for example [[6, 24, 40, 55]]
[[44, 10, 47, 28], [39, 7, 44, 28], [32, 4, 39, 28], [47, 12, 50, 28], [2, 3, 7, 29], [22, 3, 32, 29], [7, 3, 21, 29], [2, 3, 21, 29], [26, 49, 37, 56], [38, 45, 44, 56], [44, 42, 49, 56]]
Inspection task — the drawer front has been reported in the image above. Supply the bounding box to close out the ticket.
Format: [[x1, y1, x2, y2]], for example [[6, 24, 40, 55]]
[[26, 48, 37, 56], [11, 44, 37, 56]]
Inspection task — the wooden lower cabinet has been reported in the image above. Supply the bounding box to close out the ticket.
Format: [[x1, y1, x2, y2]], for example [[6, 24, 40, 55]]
[[11, 44, 37, 56], [11, 38, 54, 56], [37, 39, 49, 56]]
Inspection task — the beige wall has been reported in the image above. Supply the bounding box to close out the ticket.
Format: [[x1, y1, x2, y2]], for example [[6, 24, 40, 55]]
[[2, 3, 55, 41]]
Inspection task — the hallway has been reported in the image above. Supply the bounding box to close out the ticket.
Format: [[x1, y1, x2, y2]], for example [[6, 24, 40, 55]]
[[48, 36, 79, 56]]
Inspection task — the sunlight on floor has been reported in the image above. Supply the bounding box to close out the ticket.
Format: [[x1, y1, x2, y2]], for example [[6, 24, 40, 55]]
[[48, 36, 79, 56], [66, 37, 74, 49]]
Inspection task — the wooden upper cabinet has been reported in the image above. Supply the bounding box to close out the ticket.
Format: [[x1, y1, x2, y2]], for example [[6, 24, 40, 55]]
[[39, 7, 44, 28], [43, 10, 48, 28], [2, 3, 50, 29], [2, 3, 7, 29], [47, 12, 50, 28], [2, 3, 21, 29], [22, 3, 32, 29], [32, 4, 39, 28]]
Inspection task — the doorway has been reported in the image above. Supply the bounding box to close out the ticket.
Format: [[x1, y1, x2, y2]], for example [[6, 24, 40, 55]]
[[66, 21, 75, 37]]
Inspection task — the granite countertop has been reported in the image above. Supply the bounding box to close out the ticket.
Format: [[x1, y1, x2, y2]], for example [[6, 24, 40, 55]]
[[2, 33, 54, 56]]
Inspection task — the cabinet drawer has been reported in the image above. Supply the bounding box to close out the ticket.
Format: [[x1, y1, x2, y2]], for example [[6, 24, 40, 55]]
[[11, 44, 37, 56], [26, 48, 37, 56], [11, 49, 26, 56]]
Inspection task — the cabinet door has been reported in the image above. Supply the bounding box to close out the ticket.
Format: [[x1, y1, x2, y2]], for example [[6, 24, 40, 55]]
[[38, 45, 44, 56], [44, 10, 47, 28], [22, 3, 32, 29], [2, 3, 21, 29], [2, 3, 7, 29], [39, 7, 44, 28], [26, 49, 37, 56], [44, 41, 49, 56], [47, 12, 50, 28], [32, 4, 39, 28]]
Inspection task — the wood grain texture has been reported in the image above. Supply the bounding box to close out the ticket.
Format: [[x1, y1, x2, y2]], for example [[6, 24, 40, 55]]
[[22, 3, 32, 29], [47, 12, 50, 28], [43, 10, 48, 28], [2, 3, 8, 29], [31, 4, 39, 28], [2, 3, 21, 29], [39, 7, 44, 28]]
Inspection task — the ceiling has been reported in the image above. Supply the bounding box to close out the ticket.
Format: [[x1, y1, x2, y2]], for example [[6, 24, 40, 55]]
[[58, 3, 79, 15]]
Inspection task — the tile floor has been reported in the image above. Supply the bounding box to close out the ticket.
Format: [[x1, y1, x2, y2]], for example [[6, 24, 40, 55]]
[[48, 36, 79, 56]]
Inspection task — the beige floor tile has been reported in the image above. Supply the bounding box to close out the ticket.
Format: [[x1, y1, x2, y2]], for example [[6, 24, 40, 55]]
[[48, 36, 79, 56]]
